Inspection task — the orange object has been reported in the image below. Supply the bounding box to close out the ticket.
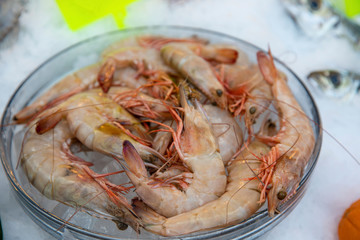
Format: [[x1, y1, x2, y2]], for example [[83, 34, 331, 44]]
[[338, 199, 360, 240]]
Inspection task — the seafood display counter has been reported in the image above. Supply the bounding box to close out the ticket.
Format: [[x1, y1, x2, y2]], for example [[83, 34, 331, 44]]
[[1, 1, 360, 240]]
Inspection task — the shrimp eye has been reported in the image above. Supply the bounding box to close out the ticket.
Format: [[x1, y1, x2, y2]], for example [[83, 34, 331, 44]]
[[115, 221, 128, 230], [216, 89, 223, 97], [249, 107, 257, 114], [277, 191, 287, 200]]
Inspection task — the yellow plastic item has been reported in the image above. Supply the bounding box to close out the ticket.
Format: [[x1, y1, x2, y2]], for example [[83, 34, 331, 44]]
[[55, 0, 137, 30], [330, 0, 360, 18]]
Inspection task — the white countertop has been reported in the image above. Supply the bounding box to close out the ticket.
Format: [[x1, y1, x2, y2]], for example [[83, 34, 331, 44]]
[[1, 0, 360, 239]]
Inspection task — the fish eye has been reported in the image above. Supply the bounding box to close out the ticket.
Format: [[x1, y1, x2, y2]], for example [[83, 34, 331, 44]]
[[277, 190, 287, 200], [308, 0, 321, 11], [329, 71, 341, 88], [216, 89, 223, 97]]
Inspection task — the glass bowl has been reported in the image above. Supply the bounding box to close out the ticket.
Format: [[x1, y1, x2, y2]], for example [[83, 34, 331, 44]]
[[0, 26, 322, 239]]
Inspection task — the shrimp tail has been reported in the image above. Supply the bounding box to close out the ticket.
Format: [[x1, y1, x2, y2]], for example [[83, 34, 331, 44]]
[[98, 58, 116, 93], [35, 110, 63, 134], [206, 48, 238, 64], [257, 49, 277, 85], [123, 140, 148, 178]]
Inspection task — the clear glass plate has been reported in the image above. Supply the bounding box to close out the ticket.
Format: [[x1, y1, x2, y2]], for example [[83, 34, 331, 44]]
[[0, 26, 322, 240]]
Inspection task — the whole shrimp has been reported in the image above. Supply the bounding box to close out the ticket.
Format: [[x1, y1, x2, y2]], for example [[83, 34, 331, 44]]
[[132, 140, 270, 236], [14, 64, 100, 123], [21, 119, 140, 230], [121, 85, 227, 217], [161, 43, 229, 108], [257, 50, 315, 216], [36, 90, 163, 163]]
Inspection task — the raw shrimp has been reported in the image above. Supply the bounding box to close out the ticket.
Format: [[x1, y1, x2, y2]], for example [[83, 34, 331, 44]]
[[21, 119, 140, 230], [36, 90, 162, 163], [132, 140, 270, 236], [14, 64, 100, 123], [122, 86, 226, 217], [203, 104, 243, 164], [98, 47, 175, 93], [257, 50, 315, 217], [161, 43, 228, 108]]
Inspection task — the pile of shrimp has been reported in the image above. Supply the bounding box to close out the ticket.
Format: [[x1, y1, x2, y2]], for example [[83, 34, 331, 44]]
[[15, 35, 315, 236]]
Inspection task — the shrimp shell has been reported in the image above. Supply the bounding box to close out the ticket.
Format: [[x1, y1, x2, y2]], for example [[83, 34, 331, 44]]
[[133, 140, 270, 236], [161, 43, 228, 108], [22, 120, 140, 230], [257, 50, 315, 216], [122, 86, 227, 218], [203, 104, 243, 164]]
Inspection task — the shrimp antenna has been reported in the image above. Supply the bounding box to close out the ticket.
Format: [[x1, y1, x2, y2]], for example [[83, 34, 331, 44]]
[[211, 122, 231, 138], [246, 96, 360, 166], [225, 179, 251, 225]]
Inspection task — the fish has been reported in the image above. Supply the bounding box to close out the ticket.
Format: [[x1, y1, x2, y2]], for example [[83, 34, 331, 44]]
[[281, 0, 360, 47], [281, 0, 340, 37], [307, 70, 360, 99]]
